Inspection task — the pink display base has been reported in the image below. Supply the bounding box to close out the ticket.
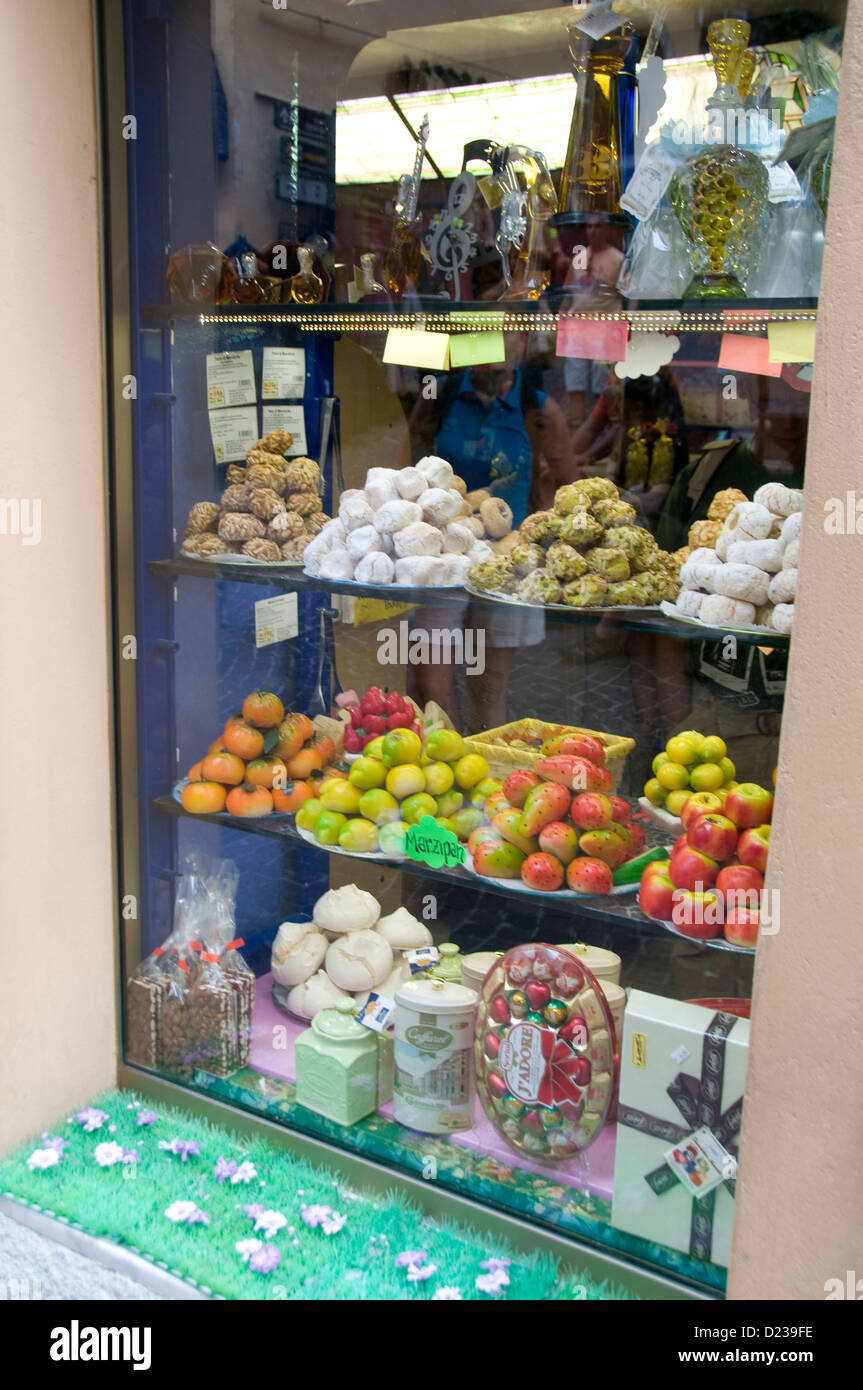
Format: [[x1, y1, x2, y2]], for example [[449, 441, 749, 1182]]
[[251, 974, 614, 1201]]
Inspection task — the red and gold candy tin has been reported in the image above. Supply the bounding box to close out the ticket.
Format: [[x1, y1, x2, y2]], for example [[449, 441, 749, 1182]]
[[475, 944, 618, 1160]]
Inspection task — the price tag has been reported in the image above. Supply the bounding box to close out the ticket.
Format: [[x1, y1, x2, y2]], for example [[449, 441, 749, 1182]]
[[208, 406, 259, 464], [403, 814, 465, 869], [670, 1044, 690, 1065], [663, 1126, 736, 1198], [356, 993, 396, 1032], [206, 351, 256, 408], [254, 593, 298, 648], [620, 146, 680, 221], [767, 320, 816, 364], [766, 161, 803, 204], [718, 334, 782, 378], [262, 347, 306, 399], [383, 328, 450, 371], [557, 317, 628, 361], [405, 947, 440, 975], [573, 2, 627, 41], [261, 405, 307, 455], [449, 331, 506, 369]]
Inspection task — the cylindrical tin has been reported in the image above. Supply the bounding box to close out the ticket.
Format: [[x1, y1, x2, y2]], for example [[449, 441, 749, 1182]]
[[461, 950, 503, 995], [393, 978, 478, 1134], [556, 942, 621, 986]]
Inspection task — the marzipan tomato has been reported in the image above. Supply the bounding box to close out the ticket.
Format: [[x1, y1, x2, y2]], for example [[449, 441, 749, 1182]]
[[223, 717, 265, 760], [271, 780, 315, 813], [286, 746, 323, 779], [226, 783, 273, 817], [242, 690, 285, 729], [312, 734, 335, 765], [187, 761, 204, 782], [245, 756, 288, 789], [202, 750, 246, 786], [274, 716, 306, 760], [181, 781, 227, 814]]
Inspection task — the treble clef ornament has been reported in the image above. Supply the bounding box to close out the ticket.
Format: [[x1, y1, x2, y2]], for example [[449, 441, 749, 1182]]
[[424, 171, 479, 298]]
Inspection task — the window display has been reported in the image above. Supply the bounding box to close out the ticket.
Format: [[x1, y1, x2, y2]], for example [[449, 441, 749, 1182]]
[[104, 0, 845, 1297]]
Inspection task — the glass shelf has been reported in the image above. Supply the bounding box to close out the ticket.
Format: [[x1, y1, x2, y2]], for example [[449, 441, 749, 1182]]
[[155, 793, 672, 938], [151, 557, 790, 647], [142, 298, 817, 334]]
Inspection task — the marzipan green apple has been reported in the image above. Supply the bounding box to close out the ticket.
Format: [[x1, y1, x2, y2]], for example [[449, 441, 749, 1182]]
[[357, 788, 401, 825], [424, 728, 466, 763]]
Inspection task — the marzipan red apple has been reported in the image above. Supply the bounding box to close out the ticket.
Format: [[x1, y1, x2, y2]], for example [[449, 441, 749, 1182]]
[[724, 783, 774, 829], [737, 824, 771, 874], [687, 812, 738, 862], [669, 844, 719, 891], [724, 908, 760, 947], [679, 791, 725, 831], [638, 871, 675, 920]]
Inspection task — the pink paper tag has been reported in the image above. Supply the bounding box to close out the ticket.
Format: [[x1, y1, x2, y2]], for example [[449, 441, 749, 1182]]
[[557, 317, 628, 362], [718, 334, 782, 378]]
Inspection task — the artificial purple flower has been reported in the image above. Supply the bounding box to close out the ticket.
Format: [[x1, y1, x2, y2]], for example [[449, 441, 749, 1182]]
[[165, 1201, 209, 1226], [241, 1203, 265, 1221], [480, 1257, 511, 1276], [248, 1244, 281, 1274], [432, 1286, 463, 1301], [136, 1110, 159, 1128], [406, 1262, 438, 1284], [235, 1238, 262, 1261], [395, 1249, 428, 1268], [158, 1138, 200, 1162], [26, 1148, 60, 1172], [94, 1142, 126, 1168], [475, 1271, 509, 1295], [122, 1149, 141, 1165], [231, 1161, 257, 1185], [300, 1203, 346, 1235], [252, 1210, 286, 1240], [40, 1135, 68, 1154], [76, 1107, 109, 1133], [215, 1157, 237, 1183]]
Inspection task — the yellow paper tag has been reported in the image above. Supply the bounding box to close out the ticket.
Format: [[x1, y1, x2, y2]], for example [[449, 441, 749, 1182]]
[[449, 331, 507, 369], [383, 328, 450, 371], [767, 320, 817, 364], [632, 1032, 647, 1068], [352, 598, 413, 626]]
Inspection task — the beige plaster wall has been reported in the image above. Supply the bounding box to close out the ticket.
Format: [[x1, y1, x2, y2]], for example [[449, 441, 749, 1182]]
[[728, 0, 863, 1302], [0, 0, 116, 1148]]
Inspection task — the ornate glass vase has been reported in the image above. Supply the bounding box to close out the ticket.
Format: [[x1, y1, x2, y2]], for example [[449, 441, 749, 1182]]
[[670, 19, 768, 299], [553, 18, 634, 258]]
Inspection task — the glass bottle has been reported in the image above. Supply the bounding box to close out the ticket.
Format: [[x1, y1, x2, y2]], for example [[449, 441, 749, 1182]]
[[670, 19, 768, 299], [555, 18, 634, 256], [356, 252, 386, 301], [383, 183, 424, 297], [289, 245, 324, 305], [228, 251, 268, 304], [500, 187, 553, 301]]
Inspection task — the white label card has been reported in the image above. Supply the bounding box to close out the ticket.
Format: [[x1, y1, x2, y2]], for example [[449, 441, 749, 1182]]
[[620, 146, 681, 221], [209, 406, 259, 464], [262, 346, 306, 400], [573, 2, 627, 41], [206, 350, 256, 409], [356, 993, 396, 1032], [663, 1126, 736, 1199], [254, 592, 298, 648], [767, 161, 803, 203], [405, 947, 440, 974], [261, 404, 307, 456]]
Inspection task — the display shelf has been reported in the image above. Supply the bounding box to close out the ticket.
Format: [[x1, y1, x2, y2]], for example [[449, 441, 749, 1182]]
[[150, 557, 790, 647], [143, 298, 818, 334], [155, 792, 718, 943]]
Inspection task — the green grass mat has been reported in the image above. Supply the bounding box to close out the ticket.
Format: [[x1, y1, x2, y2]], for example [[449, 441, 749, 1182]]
[[0, 1090, 633, 1301]]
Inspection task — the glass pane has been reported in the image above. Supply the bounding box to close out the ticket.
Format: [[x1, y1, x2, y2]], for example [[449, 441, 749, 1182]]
[[107, 0, 845, 1294]]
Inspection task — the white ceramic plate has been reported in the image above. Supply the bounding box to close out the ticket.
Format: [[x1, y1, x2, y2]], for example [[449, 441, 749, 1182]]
[[659, 599, 787, 638], [303, 568, 464, 591], [294, 822, 396, 861], [655, 917, 756, 955], [638, 796, 683, 835], [462, 853, 639, 899]]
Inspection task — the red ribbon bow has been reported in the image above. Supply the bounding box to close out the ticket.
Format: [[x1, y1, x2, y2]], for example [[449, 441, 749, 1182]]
[[537, 1033, 583, 1107]]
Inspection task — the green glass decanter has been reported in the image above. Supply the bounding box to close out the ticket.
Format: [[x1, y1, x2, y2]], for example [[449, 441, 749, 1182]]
[[670, 19, 768, 299]]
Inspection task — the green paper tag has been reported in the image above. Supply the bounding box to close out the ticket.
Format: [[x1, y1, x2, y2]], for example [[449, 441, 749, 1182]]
[[403, 814, 465, 869], [449, 331, 507, 369]]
